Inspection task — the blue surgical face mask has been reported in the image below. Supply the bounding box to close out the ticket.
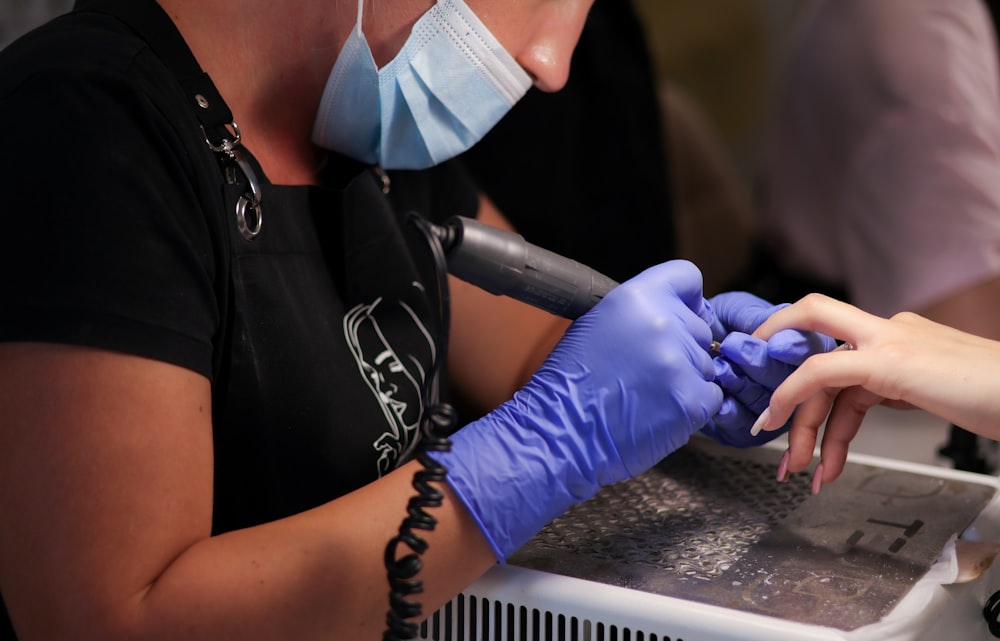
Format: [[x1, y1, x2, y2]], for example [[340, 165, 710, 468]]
[[312, 0, 533, 170]]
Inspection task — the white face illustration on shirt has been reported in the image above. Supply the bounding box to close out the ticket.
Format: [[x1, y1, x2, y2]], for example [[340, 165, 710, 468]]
[[343, 296, 436, 477]]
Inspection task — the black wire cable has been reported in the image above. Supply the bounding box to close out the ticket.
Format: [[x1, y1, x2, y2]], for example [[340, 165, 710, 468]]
[[984, 588, 1000, 637], [382, 213, 459, 641]]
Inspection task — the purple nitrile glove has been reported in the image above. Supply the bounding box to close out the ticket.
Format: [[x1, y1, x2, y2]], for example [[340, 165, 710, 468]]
[[700, 292, 837, 447], [433, 260, 724, 562]]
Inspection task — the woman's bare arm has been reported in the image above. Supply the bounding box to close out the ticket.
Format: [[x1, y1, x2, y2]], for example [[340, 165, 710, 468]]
[[0, 342, 495, 641]]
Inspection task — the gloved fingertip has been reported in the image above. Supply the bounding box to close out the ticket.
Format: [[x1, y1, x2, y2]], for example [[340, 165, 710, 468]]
[[712, 356, 731, 379], [692, 295, 732, 352], [712, 357, 747, 391], [719, 332, 768, 369], [712, 380, 725, 407], [708, 291, 782, 334], [767, 329, 837, 366], [716, 396, 739, 421], [767, 329, 811, 362], [702, 298, 726, 340], [659, 259, 704, 297], [699, 381, 726, 420]]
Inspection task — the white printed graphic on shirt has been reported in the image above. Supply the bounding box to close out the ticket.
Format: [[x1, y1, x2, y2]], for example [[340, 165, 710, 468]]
[[344, 296, 436, 477]]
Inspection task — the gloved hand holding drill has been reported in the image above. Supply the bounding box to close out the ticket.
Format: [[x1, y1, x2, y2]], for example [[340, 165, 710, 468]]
[[433, 260, 832, 562]]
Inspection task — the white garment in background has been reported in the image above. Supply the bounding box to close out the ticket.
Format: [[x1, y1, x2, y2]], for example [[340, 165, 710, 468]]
[[762, 0, 1000, 317]]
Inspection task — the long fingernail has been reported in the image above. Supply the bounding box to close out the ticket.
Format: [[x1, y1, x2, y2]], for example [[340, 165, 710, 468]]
[[776, 449, 790, 483], [811, 462, 825, 495], [750, 407, 770, 437]]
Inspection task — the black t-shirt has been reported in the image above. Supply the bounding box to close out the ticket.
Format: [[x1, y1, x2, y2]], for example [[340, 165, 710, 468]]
[[0, 5, 477, 637]]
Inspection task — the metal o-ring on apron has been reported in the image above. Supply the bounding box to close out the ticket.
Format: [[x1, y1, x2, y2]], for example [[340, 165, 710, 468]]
[[202, 121, 264, 240], [231, 148, 263, 240]]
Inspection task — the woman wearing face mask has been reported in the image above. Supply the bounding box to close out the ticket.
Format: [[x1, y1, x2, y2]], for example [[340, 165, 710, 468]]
[[0, 1, 817, 639]]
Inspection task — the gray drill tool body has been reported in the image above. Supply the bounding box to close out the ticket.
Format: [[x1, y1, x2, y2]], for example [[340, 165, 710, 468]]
[[440, 216, 619, 320]]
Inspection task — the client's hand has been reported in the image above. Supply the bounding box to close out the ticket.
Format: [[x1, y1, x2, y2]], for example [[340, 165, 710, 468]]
[[752, 293, 1000, 488]]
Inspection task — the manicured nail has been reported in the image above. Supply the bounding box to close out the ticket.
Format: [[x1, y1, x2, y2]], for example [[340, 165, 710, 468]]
[[750, 407, 770, 437], [811, 462, 825, 495], [776, 449, 790, 483]]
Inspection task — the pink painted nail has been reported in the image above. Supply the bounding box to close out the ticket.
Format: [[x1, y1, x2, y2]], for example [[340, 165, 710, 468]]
[[776, 450, 790, 483], [811, 462, 825, 495]]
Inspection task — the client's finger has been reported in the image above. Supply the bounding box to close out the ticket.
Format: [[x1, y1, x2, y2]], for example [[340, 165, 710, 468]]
[[753, 293, 880, 346], [817, 386, 884, 483], [784, 391, 837, 474], [758, 347, 869, 431]]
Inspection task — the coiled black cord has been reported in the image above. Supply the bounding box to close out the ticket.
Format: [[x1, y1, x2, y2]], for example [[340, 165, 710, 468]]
[[382, 214, 459, 641], [984, 588, 1000, 637]]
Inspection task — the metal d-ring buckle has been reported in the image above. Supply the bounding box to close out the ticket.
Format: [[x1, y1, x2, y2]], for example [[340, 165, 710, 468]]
[[232, 149, 262, 239], [202, 121, 263, 240]]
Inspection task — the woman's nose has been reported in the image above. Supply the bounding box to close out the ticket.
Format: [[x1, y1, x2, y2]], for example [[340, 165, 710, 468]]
[[516, 0, 593, 93]]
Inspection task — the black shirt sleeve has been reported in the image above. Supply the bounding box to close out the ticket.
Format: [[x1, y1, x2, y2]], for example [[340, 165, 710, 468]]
[[0, 25, 223, 378]]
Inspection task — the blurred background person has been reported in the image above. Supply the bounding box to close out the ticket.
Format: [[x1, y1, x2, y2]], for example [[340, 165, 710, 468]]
[[757, 0, 1000, 472]]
